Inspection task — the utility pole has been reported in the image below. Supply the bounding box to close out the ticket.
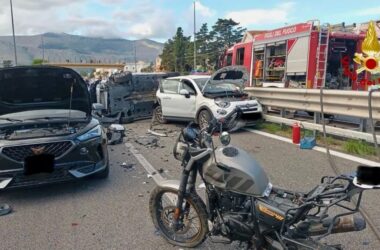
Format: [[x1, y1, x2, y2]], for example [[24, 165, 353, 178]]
[[41, 35, 45, 62], [134, 41, 137, 72], [193, 0, 196, 71], [10, 0, 17, 66]]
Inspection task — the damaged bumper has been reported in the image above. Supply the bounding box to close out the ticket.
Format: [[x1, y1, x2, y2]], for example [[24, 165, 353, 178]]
[[0, 136, 108, 189]]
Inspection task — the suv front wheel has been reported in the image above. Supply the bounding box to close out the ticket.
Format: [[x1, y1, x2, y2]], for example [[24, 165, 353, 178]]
[[198, 110, 212, 130], [153, 105, 167, 124]]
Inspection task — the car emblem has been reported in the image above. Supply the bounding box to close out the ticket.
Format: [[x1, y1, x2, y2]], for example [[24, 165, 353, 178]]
[[31, 146, 46, 155]]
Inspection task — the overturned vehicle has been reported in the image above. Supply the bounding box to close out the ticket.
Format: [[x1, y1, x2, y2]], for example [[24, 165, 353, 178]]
[[93, 71, 179, 124]]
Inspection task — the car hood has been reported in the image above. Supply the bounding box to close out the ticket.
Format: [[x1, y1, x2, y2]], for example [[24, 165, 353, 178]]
[[208, 66, 249, 90], [0, 66, 91, 116]]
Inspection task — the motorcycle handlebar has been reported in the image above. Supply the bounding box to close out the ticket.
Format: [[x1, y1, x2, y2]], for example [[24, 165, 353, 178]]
[[206, 107, 241, 134]]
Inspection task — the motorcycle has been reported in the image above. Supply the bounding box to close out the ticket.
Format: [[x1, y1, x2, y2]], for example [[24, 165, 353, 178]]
[[149, 108, 379, 249]]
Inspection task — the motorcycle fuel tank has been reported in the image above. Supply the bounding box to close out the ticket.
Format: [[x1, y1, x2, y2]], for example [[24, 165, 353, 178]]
[[202, 146, 270, 196]]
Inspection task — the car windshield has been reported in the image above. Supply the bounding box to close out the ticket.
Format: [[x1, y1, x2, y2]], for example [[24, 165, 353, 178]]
[[202, 82, 243, 95], [193, 78, 210, 89]]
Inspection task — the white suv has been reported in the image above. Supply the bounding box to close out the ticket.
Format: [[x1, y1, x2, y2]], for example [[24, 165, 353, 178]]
[[154, 66, 262, 130]]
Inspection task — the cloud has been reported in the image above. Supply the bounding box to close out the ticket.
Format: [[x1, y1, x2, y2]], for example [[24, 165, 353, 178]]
[[0, 0, 176, 40], [112, 4, 176, 39], [355, 6, 380, 16], [194, 1, 215, 18], [225, 2, 295, 26]]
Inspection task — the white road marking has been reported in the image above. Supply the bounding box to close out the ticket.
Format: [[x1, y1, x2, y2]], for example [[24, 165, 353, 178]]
[[125, 143, 165, 183], [245, 129, 379, 166]]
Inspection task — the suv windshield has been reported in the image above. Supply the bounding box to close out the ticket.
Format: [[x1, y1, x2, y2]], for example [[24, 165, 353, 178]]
[[193, 78, 209, 89], [202, 82, 243, 95]]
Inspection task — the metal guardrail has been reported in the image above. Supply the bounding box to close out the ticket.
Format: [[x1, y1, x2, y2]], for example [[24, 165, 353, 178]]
[[263, 114, 380, 143], [245, 87, 380, 120]]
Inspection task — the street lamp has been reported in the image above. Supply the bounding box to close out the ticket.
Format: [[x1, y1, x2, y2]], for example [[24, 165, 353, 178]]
[[10, 0, 17, 66], [193, 1, 196, 71]]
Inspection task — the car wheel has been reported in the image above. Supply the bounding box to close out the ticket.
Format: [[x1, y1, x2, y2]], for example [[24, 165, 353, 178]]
[[198, 109, 212, 130], [154, 105, 167, 124], [94, 161, 109, 179]]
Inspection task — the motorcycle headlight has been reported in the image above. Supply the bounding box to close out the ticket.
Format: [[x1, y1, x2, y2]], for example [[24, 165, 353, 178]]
[[215, 100, 230, 108], [219, 131, 231, 146], [77, 125, 102, 142]]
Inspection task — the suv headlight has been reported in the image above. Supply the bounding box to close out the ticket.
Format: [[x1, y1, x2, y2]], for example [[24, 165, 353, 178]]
[[77, 125, 102, 142], [215, 100, 230, 108]]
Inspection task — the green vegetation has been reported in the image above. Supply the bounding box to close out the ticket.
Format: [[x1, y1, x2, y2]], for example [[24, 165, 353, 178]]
[[160, 18, 246, 73], [32, 58, 47, 65], [343, 140, 376, 156], [255, 122, 377, 159]]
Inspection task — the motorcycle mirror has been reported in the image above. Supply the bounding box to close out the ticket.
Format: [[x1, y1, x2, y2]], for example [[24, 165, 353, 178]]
[[356, 166, 380, 186], [219, 131, 231, 146]]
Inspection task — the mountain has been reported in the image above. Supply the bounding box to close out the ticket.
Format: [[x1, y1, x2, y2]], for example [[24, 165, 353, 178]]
[[0, 33, 164, 65]]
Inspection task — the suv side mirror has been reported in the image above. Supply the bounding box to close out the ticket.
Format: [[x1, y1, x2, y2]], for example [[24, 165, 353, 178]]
[[179, 89, 190, 98]]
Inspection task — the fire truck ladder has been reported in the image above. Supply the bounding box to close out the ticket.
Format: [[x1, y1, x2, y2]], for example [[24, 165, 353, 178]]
[[314, 24, 330, 88]]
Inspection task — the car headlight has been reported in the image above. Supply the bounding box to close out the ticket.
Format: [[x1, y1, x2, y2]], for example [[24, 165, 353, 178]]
[[77, 125, 102, 142], [215, 100, 230, 108]]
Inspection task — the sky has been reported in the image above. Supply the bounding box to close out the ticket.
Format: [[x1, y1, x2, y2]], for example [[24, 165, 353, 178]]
[[1, 0, 380, 42]]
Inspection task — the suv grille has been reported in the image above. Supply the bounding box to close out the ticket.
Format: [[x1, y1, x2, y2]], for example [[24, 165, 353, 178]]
[[1, 141, 73, 162]]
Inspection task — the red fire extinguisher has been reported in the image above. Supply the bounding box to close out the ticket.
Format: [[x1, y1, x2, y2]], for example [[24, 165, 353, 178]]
[[292, 123, 301, 144]]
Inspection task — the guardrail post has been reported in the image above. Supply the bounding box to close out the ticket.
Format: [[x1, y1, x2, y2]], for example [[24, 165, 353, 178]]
[[359, 119, 367, 132], [280, 108, 286, 128]]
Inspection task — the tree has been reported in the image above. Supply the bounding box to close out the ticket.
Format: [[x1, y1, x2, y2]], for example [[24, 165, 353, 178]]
[[160, 27, 191, 73], [32, 58, 45, 65], [160, 39, 175, 71], [173, 27, 191, 73], [209, 18, 246, 68], [159, 18, 246, 73], [196, 23, 212, 70]]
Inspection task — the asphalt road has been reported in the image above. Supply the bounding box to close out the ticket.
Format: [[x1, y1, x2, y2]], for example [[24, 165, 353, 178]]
[[0, 119, 379, 250]]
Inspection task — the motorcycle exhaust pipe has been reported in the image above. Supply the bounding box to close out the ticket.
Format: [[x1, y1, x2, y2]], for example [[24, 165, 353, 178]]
[[309, 215, 366, 236]]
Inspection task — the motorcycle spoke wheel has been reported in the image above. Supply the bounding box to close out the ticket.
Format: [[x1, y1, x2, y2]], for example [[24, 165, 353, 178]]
[[149, 187, 208, 248]]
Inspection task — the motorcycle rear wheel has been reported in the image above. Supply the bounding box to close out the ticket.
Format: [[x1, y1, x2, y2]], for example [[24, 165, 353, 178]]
[[149, 187, 208, 248]]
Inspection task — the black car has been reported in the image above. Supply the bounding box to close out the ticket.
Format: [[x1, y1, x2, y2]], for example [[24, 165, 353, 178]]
[[0, 66, 109, 189]]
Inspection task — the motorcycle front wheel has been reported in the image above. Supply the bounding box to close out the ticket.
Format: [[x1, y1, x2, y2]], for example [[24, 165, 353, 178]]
[[149, 187, 209, 248]]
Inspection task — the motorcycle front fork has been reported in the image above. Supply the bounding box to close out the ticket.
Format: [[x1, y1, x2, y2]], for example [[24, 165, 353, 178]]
[[173, 168, 197, 229]]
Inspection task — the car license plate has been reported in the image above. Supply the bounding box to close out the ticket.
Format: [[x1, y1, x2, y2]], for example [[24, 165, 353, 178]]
[[24, 154, 55, 175]]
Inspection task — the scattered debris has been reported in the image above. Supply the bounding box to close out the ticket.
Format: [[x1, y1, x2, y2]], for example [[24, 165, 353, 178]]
[[71, 223, 79, 227], [0, 203, 12, 216], [138, 194, 144, 197], [120, 162, 135, 171], [142, 181, 149, 184], [135, 135, 159, 147], [147, 174, 153, 179], [106, 124, 126, 145], [148, 129, 167, 137], [362, 240, 370, 246]]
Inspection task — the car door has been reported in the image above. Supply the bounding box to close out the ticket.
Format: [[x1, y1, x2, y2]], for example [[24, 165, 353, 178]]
[[160, 78, 180, 117], [176, 79, 197, 118]]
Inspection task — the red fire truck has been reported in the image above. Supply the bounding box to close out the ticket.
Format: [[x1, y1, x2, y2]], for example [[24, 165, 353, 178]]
[[221, 20, 380, 90]]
